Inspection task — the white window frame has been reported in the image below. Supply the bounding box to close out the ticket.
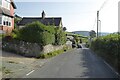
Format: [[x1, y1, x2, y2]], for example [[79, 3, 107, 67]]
[[2, 15, 12, 27], [8, 17, 12, 27]]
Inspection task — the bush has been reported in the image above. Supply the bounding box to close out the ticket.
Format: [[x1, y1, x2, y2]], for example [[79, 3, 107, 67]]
[[90, 33, 120, 73], [15, 21, 66, 46], [73, 35, 80, 44], [38, 49, 64, 59], [54, 27, 66, 45], [17, 21, 55, 46]]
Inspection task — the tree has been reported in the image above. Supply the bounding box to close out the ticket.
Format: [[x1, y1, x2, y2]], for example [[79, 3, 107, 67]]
[[63, 27, 67, 31], [89, 30, 96, 39], [14, 14, 22, 29]]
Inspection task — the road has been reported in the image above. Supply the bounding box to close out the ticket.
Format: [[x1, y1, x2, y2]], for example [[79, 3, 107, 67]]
[[23, 46, 119, 78]]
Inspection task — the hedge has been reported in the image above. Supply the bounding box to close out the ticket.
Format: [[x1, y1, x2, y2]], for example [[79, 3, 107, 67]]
[[90, 33, 120, 73], [14, 21, 66, 46], [54, 27, 66, 45], [15, 21, 55, 46]]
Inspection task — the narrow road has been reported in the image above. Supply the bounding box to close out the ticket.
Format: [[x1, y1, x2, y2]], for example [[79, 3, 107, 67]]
[[24, 47, 119, 78]]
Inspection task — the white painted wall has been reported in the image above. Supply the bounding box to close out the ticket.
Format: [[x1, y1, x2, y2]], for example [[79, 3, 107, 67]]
[[1, 0, 10, 10]]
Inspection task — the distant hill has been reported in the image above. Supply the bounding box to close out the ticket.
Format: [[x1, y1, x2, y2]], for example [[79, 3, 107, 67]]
[[98, 32, 110, 36], [72, 31, 89, 37], [71, 31, 110, 37]]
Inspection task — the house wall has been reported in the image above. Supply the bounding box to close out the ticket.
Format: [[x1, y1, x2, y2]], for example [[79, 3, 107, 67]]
[[0, 15, 13, 33], [0, 0, 15, 33], [10, 3, 14, 30], [1, 0, 10, 10], [59, 21, 63, 27]]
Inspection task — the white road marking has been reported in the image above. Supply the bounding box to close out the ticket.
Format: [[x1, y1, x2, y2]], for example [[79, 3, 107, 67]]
[[26, 70, 35, 76], [88, 49, 120, 77], [103, 60, 120, 77]]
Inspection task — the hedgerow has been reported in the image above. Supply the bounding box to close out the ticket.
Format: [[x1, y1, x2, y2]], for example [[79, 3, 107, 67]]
[[90, 33, 120, 73], [54, 27, 66, 45], [16, 21, 55, 46], [13, 21, 66, 46]]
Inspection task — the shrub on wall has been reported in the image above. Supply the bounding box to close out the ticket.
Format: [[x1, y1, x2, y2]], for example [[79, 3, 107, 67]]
[[17, 21, 55, 46], [41, 31, 55, 46], [10, 21, 66, 46], [54, 27, 66, 45]]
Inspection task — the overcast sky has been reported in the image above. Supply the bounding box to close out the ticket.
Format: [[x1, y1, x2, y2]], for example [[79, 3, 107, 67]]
[[14, 0, 119, 33]]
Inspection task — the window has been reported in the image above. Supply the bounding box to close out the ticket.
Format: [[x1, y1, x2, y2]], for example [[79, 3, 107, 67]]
[[8, 22, 11, 26], [6, 21, 8, 26], [2, 15, 12, 26], [3, 21, 5, 25], [8, 17, 11, 27]]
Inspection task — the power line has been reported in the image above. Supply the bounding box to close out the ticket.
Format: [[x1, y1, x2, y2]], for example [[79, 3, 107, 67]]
[[99, 0, 109, 11], [91, 16, 97, 31], [96, 0, 109, 37]]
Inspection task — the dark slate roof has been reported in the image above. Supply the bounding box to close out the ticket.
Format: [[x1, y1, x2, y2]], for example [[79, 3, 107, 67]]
[[18, 17, 62, 26], [0, 7, 13, 17]]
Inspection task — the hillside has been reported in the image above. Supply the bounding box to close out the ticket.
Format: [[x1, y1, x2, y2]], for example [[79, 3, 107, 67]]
[[71, 31, 110, 37], [72, 31, 89, 37]]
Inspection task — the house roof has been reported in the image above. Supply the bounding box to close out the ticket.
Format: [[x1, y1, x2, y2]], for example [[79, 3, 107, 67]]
[[10, 0, 17, 9], [18, 17, 62, 26], [0, 7, 13, 17]]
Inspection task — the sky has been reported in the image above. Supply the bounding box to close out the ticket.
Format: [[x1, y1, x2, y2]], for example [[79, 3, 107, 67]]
[[14, 0, 119, 33]]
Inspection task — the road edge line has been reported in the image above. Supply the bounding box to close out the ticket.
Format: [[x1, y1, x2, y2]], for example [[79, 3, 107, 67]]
[[26, 70, 35, 76], [103, 60, 120, 78], [90, 49, 120, 78]]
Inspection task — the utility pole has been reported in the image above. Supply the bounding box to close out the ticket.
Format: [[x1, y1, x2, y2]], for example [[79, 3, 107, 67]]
[[97, 11, 99, 38]]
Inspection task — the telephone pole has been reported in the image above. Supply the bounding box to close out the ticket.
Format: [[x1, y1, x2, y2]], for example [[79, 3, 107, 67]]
[[96, 0, 108, 38], [97, 11, 99, 38]]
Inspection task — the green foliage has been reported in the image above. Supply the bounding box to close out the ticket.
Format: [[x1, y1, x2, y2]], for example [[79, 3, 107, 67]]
[[11, 29, 20, 39], [14, 21, 66, 46], [82, 38, 88, 43], [41, 31, 55, 46], [38, 49, 64, 59], [0, 34, 5, 39], [89, 30, 96, 38], [17, 21, 55, 46], [55, 27, 66, 45], [90, 33, 120, 72], [73, 35, 80, 44], [63, 27, 67, 31], [14, 15, 22, 29]]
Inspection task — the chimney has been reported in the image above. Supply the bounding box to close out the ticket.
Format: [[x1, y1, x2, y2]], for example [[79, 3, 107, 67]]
[[42, 10, 45, 19]]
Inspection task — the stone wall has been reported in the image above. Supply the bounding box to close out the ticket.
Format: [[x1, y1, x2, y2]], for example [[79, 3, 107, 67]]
[[43, 44, 63, 54], [2, 40, 64, 58]]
